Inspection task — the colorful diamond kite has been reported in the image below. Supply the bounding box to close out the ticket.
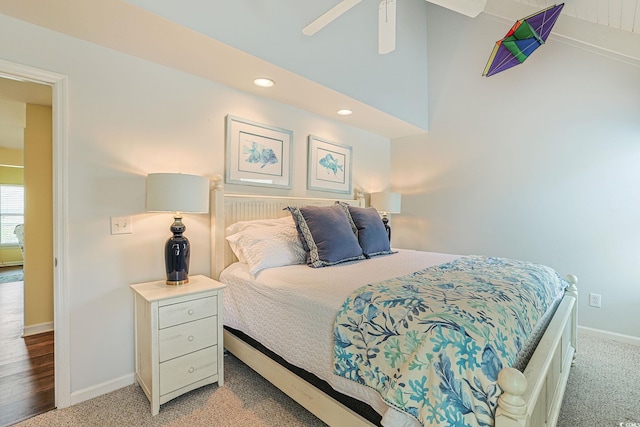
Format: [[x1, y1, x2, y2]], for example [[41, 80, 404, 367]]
[[483, 3, 564, 77]]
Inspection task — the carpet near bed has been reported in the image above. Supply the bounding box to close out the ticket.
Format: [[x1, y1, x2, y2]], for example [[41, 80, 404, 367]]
[[11, 331, 640, 427]]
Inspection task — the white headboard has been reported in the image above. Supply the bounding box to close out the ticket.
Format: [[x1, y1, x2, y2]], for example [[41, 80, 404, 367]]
[[210, 178, 365, 279]]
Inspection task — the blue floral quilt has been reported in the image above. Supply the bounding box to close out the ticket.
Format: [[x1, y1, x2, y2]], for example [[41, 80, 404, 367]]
[[333, 256, 568, 426]]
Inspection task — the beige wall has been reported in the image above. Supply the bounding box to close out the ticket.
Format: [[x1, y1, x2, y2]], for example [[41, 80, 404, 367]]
[[23, 104, 53, 328], [0, 164, 23, 182], [0, 156, 24, 265], [0, 147, 24, 167]]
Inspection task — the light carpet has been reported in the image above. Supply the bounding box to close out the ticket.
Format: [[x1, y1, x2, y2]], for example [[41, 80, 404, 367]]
[[557, 332, 640, 427], [13, 331, 640, 427], [13, 353, 325, 427]]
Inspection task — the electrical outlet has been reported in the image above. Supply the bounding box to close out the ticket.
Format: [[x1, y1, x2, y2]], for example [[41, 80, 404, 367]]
[[589, 293, 601, 308], [110, 216, 132, 235]]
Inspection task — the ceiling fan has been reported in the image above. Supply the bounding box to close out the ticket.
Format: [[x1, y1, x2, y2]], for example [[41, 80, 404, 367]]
[[302, 0, 487, 55], [303, 0, 397, 54]]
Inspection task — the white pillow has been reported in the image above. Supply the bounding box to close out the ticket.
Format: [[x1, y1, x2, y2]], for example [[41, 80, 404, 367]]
[[225, 217, 306, 275], [225, 216, 294, 264], [225, 215, 293, 235]]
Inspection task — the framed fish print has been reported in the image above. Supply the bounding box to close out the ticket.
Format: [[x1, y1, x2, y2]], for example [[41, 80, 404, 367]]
[[307, 135, 352, 194], [225, 115, 292, 189]]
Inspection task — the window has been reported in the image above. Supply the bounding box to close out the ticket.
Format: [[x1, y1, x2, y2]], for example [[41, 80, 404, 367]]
[[0, 185, 24, 246]]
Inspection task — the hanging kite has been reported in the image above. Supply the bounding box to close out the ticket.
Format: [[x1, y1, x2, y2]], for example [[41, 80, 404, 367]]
[[483, 3, 564, 77]]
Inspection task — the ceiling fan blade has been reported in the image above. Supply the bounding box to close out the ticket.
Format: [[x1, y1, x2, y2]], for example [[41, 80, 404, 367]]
[[378, 0, 396, 54], [303, 0, 362, 36], [425, 0, 487, 18]]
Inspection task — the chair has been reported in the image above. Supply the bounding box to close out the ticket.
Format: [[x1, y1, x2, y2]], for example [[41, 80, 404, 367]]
[[14, 224, 24, 259]]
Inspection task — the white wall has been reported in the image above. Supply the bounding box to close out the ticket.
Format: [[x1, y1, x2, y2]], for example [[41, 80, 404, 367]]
[[0, 13, 390, 397], [392, 6, 640, 338]]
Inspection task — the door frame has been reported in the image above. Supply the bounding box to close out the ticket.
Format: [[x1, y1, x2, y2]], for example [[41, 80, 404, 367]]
[[0, 58, 70, 408]]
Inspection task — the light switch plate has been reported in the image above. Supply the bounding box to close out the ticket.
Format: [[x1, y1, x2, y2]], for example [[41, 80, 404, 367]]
[[588, 293, 601, 308], [111, 216, 132, 235]]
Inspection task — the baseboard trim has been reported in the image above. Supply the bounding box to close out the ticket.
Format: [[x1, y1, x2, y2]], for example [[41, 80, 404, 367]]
[[22, 322, 53, 337], [578, 325, 640, 346], [0, 261, 23, 267], [70, 373, 135, 406]]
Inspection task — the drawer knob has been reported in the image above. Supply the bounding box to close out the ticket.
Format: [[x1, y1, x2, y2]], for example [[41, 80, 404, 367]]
[[188, 309, 194, 315], [188, 335, 194, 342], [188, 367, 195, 374]]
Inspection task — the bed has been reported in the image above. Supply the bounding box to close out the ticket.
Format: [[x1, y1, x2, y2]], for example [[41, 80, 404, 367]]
[[209, 181, 578, 427]]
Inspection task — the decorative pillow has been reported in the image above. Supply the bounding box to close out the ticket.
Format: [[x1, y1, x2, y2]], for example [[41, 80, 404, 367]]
[[225, 219, 306, 275], [225, 216, 294, 264], [340, 204, 394, 258], [286, 204, 364, 268]]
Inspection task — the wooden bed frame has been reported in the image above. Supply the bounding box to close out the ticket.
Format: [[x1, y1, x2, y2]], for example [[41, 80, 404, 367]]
[[209, 179, 578, 427]]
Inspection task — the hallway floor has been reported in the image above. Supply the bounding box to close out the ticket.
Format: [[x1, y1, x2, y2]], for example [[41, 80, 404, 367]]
[[0, 274, 54, 427]]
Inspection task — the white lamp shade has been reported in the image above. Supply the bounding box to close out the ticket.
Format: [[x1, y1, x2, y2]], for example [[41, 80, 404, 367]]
[[146, 173, 209, 213], [370, 192, 401, 214]]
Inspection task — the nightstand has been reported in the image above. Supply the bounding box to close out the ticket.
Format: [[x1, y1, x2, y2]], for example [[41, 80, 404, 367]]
[[130, 275, 225, 415]]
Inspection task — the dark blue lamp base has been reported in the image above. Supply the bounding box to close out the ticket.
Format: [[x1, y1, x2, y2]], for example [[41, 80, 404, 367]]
[[382, 215, 391, 241], [164, 216, 190, 285]]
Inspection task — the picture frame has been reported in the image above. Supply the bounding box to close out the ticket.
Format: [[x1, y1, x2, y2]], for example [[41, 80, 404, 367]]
[[225, 115, 293, 189], [307, 135, 352, 194]]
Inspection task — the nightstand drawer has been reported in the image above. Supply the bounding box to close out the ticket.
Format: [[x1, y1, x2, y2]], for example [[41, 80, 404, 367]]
[[131, 275, 225, 415], [159, 346, 218, 395], [158, 295, 217, 329], [158, 316, 218, 362]]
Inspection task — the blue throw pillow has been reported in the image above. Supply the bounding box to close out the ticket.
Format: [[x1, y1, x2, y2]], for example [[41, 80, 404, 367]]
[[286, 204, 365, 268], [337, 203, 394, 258]]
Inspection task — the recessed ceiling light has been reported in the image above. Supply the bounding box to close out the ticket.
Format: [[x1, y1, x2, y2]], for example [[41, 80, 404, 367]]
[[253, 78, 275, 88], [337, 109, 353, 116]]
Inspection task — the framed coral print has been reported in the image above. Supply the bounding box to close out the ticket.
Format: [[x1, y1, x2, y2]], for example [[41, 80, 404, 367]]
[[307, 135, 352, 194], [225, 115, 293, 189]]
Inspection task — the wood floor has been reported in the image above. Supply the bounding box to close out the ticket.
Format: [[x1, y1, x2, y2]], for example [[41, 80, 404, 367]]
[[0, 276, 55, 427]]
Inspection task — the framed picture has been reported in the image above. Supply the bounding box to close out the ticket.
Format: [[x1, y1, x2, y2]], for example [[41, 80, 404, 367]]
[[225, 115, 293, 189], [307, 135, 352, 194]]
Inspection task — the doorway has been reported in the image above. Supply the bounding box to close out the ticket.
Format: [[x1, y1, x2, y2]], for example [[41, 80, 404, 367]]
[[0, 59, 70, 418], [0, 74, 53, 426]]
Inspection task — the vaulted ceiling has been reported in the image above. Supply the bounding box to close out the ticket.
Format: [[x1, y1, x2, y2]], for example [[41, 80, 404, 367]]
[[0, 0, 638, 140], [512, 0, 639, 34], [485, 0, 639, 62]]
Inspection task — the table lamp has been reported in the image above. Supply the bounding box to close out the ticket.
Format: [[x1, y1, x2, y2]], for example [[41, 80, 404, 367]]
[[370, 192, 401, 241], [146, 173, 209, 285]]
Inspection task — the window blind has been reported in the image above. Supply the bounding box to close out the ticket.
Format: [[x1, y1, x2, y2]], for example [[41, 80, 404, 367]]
[[0, 185, 25, 246]]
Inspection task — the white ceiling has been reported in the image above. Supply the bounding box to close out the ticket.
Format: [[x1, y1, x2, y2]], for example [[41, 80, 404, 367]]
[[513, 0, 640, 34], [0, 0, 428, 139], [484, 0, 640, 63], [0, 0, 637, 140], [121, 0, 640, 129], [123, 0, 432, 131]]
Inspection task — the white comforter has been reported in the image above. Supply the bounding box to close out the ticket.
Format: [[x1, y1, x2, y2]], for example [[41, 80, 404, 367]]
[[221, 249, 461, 427]]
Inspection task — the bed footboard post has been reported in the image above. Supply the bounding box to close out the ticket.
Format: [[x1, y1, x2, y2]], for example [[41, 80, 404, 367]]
[[564, 274, 579, 366], [495, 367, 527, 427]]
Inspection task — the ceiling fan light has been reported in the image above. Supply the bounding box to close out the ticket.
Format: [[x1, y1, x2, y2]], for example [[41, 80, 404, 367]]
[[253, 78, 275, 88]]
